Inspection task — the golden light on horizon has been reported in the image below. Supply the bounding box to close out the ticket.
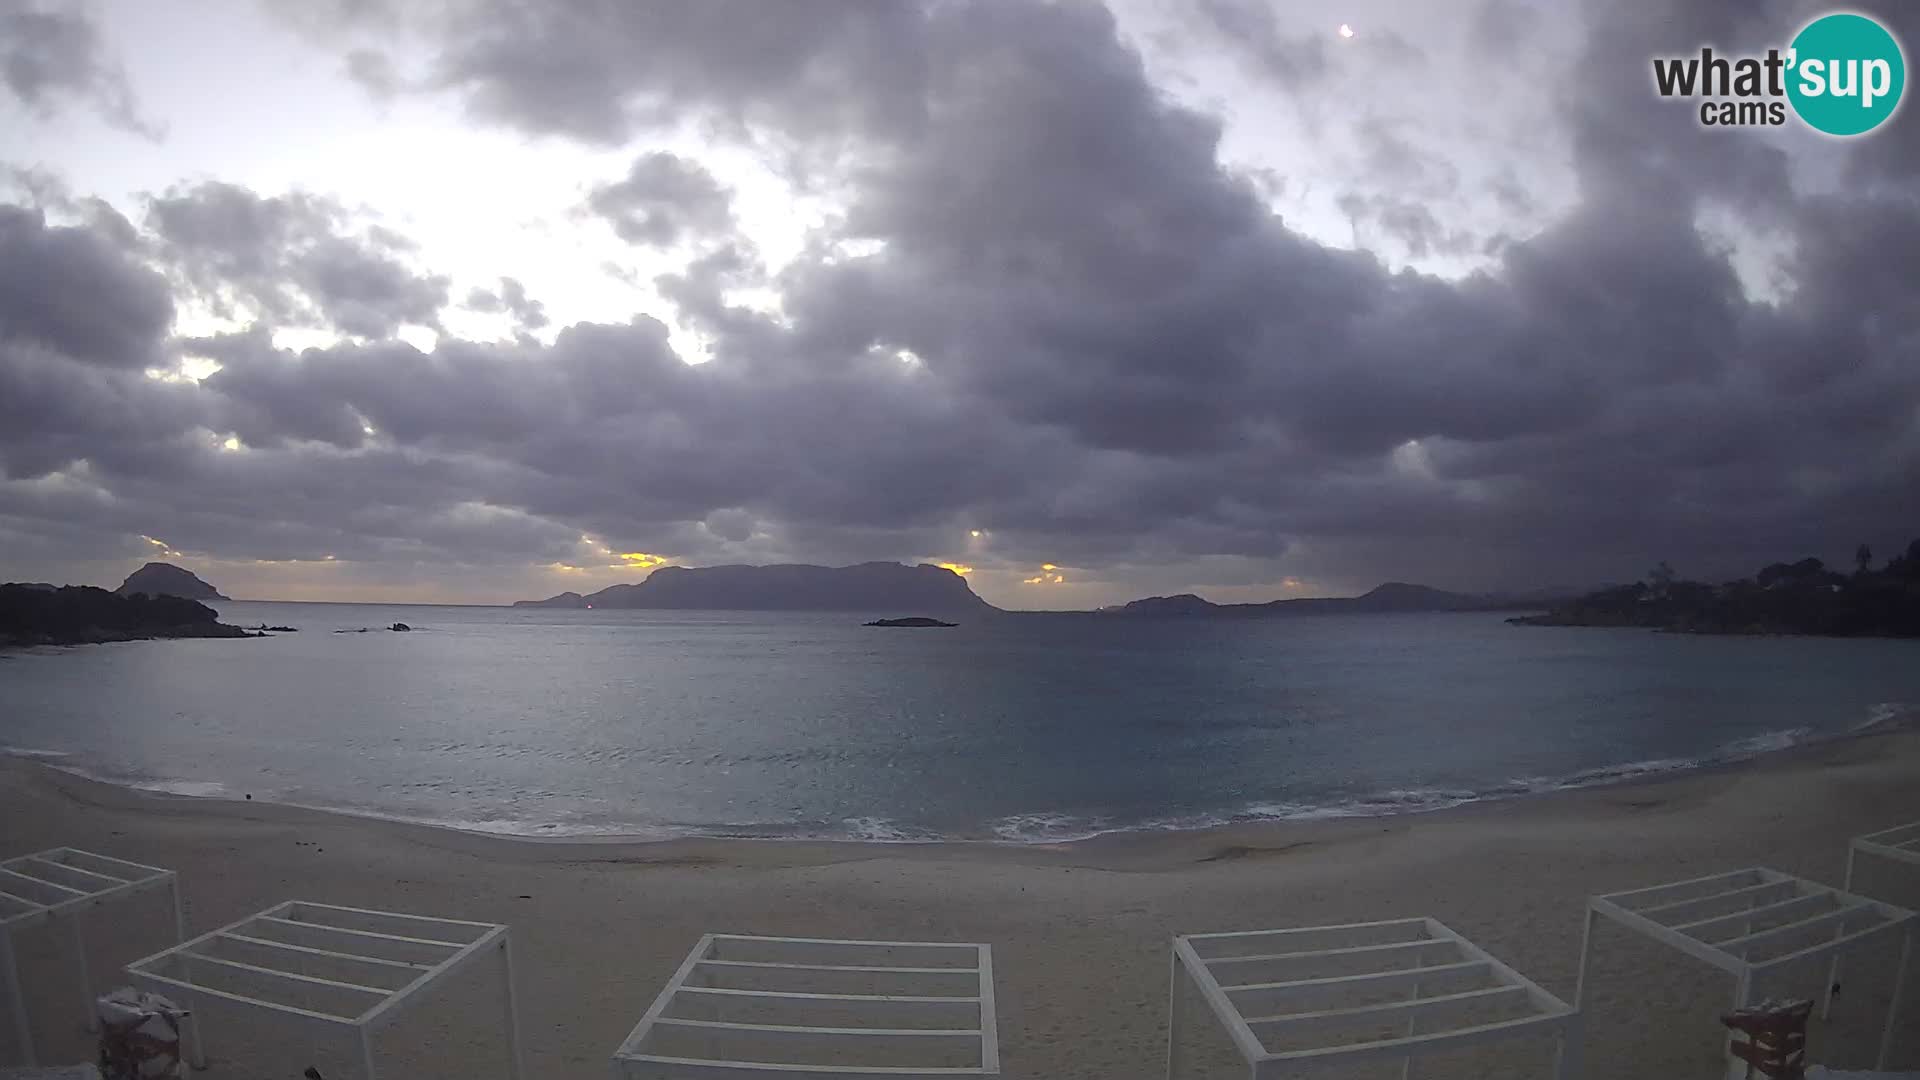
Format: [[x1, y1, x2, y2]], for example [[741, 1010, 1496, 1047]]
[[937, 561, 975, 576], [1023, 564, 1067, 585], [618, 552, 670, 569], [969, 530, 982, 538], [139, 534, 184, 559]]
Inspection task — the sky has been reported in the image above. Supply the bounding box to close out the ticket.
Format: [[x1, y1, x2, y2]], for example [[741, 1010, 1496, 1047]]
[[1, 0, 1916, 609]]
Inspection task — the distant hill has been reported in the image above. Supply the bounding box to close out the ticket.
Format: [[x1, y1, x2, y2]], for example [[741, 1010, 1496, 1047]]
[[1512, 541, 1920, 637], [514, 563, 997, 612], [116, 562, 229, 601], [1106, 582, 1567, 617], [1, 584, 253, 647]]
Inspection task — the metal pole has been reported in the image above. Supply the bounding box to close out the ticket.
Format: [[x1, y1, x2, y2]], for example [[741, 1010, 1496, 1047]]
[[1571, 906, 1598, 1011], [1726, 970, 1755, 1080], [502, 936, 527, 1080], [1823, 845, 1856, 1021], [1165, 946, 1185, 1080], [2, 930, 34, 1066], [73, 917, 97, 1033], [1401, 947, 1423, 1080], [360, 1026, 378, 1080], [1877, 925, 1914, 1071], [1553, 1010, 1583, 1080], [170, 874, 187, 944]]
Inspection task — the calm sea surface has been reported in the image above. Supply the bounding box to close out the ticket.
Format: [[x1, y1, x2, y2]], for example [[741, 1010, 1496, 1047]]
[[2, 603, 1916, 841]]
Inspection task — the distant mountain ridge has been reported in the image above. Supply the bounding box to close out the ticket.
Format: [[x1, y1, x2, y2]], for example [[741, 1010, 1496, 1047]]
[[1105, 582, 1570, 617], [116, 562, 228, 601], [515, 562, 996, 612]]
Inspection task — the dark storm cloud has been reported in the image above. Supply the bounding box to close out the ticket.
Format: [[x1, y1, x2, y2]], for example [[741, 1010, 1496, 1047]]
[[0, 205, 172, 369], [585, 153, 735, 247], [408, 1, 931, 146], [7, 0, 1920, 602], [146, 181, 450, 339], [0, 1, 156, 136]]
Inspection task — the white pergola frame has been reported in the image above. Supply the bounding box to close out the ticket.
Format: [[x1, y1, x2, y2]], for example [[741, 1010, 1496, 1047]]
[[124, 900, 525, 1080], [1825, 821, 1920, 1023], [612, 933, 1000, 1080], [0, 847, 182, 1066], [1575, 867, 1916, 1078], [1166, 917, 1578, 1080]]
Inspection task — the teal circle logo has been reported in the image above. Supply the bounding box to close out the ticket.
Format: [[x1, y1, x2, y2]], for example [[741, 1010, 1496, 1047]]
[[1787, 13, 1906, 136]]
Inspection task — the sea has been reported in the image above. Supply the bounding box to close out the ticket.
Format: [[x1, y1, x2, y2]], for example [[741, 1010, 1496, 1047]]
[[2, 602, 1917, 843]]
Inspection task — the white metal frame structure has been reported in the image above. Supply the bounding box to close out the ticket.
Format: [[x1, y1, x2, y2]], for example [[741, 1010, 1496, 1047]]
[[124, 900, 525, 1080], [612, 934, 1000, 1080], [0, 847, 182, 1066], [1166, 917, 1578, 1080], [1826, 822, 1920, 1022], [1576, 868, 1916, 1078]]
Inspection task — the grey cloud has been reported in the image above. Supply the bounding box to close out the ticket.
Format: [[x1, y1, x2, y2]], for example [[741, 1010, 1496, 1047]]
[[1192, 0, 1329, 88], [343, 48, 402, 100], [465, 277, 550, 331], [586, 153, 734, 246], [412, 1, 932, 146], [0, 204, 172, 369], [9, 0, 1920, 604], [146, 181, 450, 339], [0, 2, 157, 136]]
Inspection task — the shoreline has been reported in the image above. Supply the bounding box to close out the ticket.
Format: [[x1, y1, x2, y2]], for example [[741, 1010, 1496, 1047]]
[[6, 702, 1910, 851], [6, 728, 1920, 1076], [9, 721, 1917, 870]]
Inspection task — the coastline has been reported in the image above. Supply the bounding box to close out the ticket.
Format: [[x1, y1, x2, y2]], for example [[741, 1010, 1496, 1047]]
[[5, 732, 1920, 1076], [8, 724, 1918, 869], [8, 699, 1911, 846]]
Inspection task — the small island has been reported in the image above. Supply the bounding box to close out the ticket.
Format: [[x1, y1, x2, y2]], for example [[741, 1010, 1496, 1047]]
[[115, 561, 229, 601], [1511, 539, 1920, 638], [865, 617, 958, 627]]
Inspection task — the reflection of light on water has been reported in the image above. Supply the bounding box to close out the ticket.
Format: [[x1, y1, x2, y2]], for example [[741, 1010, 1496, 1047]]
[[1338, 23, 1355, 38]]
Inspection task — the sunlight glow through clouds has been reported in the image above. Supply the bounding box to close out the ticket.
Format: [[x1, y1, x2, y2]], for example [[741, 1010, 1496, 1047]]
[[1023, 563, 1066, 585]]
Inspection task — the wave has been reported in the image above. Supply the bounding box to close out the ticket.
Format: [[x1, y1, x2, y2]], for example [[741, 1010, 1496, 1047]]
[[8, 701, 1917, 845], [983, 701, 1920, 843]]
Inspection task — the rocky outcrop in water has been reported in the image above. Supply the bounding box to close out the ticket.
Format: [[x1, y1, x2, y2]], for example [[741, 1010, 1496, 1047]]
[[115, 562, 229, 601]]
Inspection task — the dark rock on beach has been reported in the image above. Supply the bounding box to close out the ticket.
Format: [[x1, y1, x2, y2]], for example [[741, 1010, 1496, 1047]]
[[865, 616, 959, 627]]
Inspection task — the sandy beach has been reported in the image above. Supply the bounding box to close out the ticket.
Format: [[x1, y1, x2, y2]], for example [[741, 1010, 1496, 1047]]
[[4, 731, 1920, 1079]]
